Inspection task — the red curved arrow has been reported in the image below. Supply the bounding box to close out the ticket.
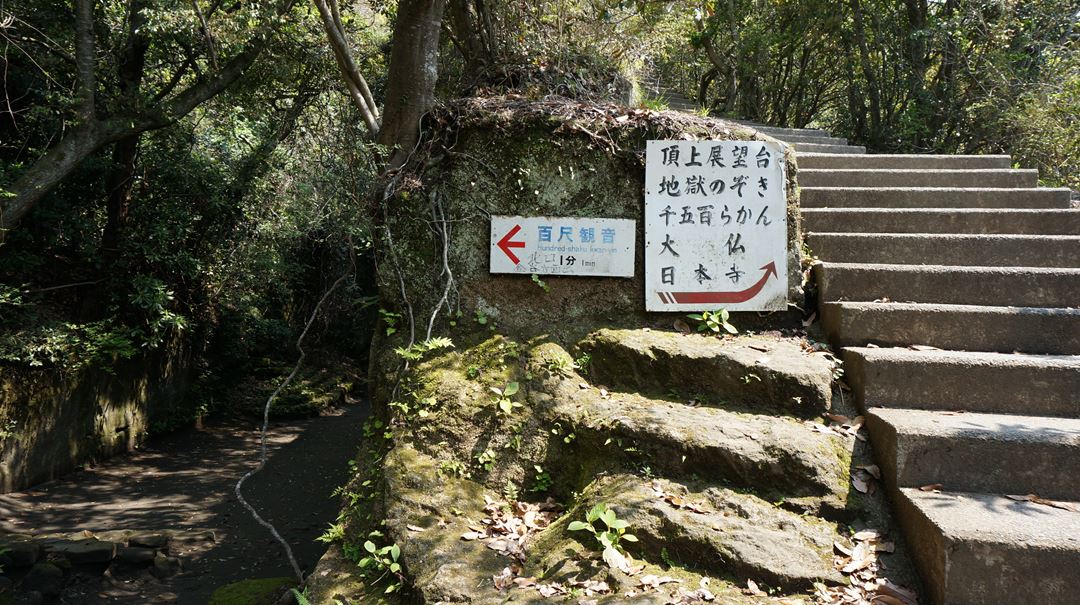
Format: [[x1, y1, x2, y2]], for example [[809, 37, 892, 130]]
[[658, 261, 778, 304], [497, 224, 526, 264]]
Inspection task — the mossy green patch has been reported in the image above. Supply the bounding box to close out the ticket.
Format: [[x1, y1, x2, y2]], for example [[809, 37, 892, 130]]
[[208, 577, 295, 605]]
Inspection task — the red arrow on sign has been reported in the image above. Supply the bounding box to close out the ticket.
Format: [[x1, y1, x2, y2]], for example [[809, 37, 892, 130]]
[[497, 224, 527, 264], [657, 261, 778, 305]]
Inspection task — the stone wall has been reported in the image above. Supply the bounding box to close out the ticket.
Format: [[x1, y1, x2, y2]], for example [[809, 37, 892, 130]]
[[0, 341, 194, 493], [376, 97, 803, 339]]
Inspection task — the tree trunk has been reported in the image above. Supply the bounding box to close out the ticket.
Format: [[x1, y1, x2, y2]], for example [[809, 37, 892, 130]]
[[448, 0, 492, 81], [378, 0, 447, 171], [849, 0, 882, 144], [102, 0, 150, 254]]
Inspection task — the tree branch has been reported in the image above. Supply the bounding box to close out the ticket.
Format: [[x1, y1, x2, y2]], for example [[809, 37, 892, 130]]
[[312, 0, 379, 135], [1, 0, 297, 231], [73, 0, 96, 123]]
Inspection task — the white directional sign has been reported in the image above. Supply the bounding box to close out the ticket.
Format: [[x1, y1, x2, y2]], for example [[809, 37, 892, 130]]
[[489, 216, 635, 277], [644, 140, 788, 312]]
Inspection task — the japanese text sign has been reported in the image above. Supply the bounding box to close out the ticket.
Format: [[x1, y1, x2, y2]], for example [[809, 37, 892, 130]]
[[490, 216, 635, 277], [644, 140, 788, 311]]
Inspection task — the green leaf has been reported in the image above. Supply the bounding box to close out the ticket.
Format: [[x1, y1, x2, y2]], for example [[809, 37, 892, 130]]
[[608, 519, 630, 530], [601, 509, 618, 528], [390, 562, 401, 573], [390, 544, 400, 561], [687, 313, 703, 320], [622, 533, 639, 542], [499, 398, 513, 414], [723, 322, 738, 334], [364, 540, 377, 553], [567, 521, 591, 531], [359, 557, 373, 568], [503, 382, 519, 396], [587, 503, 606, 523], [598, 532, 613, 548]]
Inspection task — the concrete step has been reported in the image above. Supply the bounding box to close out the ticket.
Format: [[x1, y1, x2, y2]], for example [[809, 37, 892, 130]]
[[843, 346, 1080, 418], [867, 407, 1080, 500], [800, 187, 1073, 208], [806, 233, 1080, 267], [794, 143, 866, 154], [814, 262, 1080, 307], [751, 126, 830, 137], [774, 134, 848, 145], [821, 301, 1080, 354], [797, 153, 1012, 170], [802, 208, 1080, 234], [895, 488, 1080, 605], [799, 169, 1039, 188]]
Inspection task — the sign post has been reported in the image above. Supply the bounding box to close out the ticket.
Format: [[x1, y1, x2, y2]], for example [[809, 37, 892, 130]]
[[489, 216, 636, 277], [644, 140, 788, 311]]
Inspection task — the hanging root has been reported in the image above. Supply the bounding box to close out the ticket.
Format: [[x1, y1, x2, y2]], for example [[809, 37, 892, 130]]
[[233, 268, 350, 584]]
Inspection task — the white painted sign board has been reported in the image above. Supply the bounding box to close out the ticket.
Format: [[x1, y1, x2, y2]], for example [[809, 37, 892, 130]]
[[644, 140, 788, 311], [489, 216, 635, 277]]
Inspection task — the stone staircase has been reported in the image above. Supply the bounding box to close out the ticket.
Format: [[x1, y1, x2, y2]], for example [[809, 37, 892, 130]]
[[736, 123, 1080, 604]]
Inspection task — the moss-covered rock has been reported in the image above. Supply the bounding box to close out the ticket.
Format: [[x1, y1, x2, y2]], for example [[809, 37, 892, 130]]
[[207, 577, 294, 605], [579, 328, 836, 416], [571, 474, 844, 590], [527, 342, 849, 501]]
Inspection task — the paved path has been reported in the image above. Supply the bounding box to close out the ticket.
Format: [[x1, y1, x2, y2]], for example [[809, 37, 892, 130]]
[[1, 403, 368, 604]]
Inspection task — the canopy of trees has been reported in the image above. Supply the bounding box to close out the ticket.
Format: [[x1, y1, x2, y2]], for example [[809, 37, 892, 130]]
[[0, 0, 1075, 390]]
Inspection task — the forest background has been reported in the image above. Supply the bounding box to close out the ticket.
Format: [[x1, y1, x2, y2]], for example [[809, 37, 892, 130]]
[[0, 0, 1076, 426]]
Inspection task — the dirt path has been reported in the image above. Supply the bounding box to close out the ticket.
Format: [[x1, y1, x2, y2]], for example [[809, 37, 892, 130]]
[[1, 403, 368, 604]]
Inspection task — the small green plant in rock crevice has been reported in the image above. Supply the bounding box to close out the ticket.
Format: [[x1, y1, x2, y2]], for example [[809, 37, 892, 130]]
[[687, 308, 737, 335], [490, 381, 521, 415], [531, 273, 550, 292], [357, 535, 404, 595], [568, 503, 638, 569], [394, 337, 454, 361]]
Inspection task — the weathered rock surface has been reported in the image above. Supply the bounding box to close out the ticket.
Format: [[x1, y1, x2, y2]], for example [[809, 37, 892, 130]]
[[309, 330, 919, 603], [581, 474, 844, 589], [19, 563, 63, 597], [115, 546, 156, 565], [579, 329, 835, 416], [149, 552, 180, 579], [303, 544, 371, 605], [381, 444, 507, 604], [0, 540, 40, 568], [50, 539, 117, 565], [530, 343, 848, 500]]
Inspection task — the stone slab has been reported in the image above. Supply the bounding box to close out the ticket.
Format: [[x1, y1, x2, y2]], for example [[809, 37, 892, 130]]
[[579, 328, 835, 415], [896, 488, 1080, 605], [868, 407, 1080, 500]]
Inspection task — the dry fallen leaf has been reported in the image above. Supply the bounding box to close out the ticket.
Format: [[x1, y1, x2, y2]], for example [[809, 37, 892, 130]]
[[406, 524, 425, 532], [744, 579, 766, 596], [918, 483, 943, 492], [673, 319, 692, 334], [852, 529, 882, 542], [852, 473, 871, 494], [855, 464, 882, 480]]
